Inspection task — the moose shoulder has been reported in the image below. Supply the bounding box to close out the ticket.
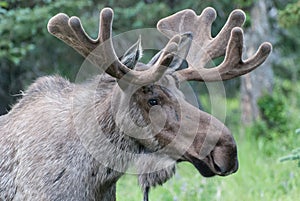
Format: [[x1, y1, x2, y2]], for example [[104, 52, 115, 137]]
[[0, 7, 271, 201]]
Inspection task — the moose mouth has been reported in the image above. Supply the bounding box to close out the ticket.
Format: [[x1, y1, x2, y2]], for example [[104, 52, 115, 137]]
[[181, 153, 236, 177], [190, 156, 216, 177]]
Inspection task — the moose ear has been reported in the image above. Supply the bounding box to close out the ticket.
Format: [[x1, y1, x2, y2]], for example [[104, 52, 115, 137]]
[[147, 32, 192, 71], [120, 36, 143, 69]]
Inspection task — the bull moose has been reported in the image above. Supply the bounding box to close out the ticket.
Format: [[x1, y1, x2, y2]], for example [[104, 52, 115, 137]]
[[0, 7, 271, 201]]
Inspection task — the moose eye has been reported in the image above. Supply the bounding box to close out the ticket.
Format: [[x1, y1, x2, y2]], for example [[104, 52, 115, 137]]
[[148, 98, 159, 107]]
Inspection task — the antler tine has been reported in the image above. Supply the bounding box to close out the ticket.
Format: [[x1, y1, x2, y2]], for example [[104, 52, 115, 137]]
[[157, 7, 272, 82], [215, 28, 272, 81], [176, 28, 272, 81], [48, 8, 178, 85], [207, 9, 246, 59], [47, 14, 97, 57]]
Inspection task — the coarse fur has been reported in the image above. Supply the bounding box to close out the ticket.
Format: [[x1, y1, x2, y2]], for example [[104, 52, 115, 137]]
[[0, 73, 183, 200], [0, 75, 123, 200]]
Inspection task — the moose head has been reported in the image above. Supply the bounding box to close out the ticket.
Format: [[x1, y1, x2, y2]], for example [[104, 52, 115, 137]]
[[46, 7, 271, 200]]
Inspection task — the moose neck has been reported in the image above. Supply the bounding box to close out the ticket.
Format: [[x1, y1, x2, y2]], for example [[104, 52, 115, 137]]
[[72, 75, 142, 175], [72, 75, 181, 199]]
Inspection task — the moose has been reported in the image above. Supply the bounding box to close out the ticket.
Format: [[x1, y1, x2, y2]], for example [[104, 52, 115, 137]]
[[0, 7, 271, 201]]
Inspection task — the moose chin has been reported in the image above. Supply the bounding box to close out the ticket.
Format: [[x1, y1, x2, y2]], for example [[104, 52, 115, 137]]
[[0, 7, 271, 201]]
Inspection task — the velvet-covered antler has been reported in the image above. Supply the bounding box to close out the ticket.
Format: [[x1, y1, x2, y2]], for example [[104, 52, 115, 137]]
[[157, 7, 272, 82], [48, 8, 180, 85]]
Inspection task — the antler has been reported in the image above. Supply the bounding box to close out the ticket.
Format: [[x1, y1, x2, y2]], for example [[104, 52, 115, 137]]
[[47, 8, 179, 85], [157, 7, 272, 82]]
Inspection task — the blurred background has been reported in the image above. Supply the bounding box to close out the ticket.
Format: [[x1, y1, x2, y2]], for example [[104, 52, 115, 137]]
[[0, 0, 300, 200]]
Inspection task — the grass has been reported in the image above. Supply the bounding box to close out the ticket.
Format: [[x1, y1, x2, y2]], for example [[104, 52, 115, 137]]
[[218, 133, 300, 201], [116, 85, 300, 201]]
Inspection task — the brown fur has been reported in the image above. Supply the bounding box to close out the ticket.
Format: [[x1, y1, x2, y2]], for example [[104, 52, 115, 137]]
[[0, 72, 237, 200], [1, 75, 123, 200]]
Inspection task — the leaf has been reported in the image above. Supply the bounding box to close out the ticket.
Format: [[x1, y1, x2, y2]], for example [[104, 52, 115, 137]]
[[0, 1, 8, 8], [279, 155, 293, 162]]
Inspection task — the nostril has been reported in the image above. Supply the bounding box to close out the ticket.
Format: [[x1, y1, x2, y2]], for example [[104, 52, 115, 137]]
[[210, 149, 238, 176], [213, 161, 223, 173], [211, 154, 226, 174]]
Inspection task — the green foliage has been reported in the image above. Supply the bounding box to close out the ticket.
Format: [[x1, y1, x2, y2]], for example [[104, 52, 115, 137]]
[[249, 120, 270, 138], [278, 0, 300, 28], [233, 0, 256, 8], [0, 0, 93, 65], [0, 1, 8, 8], [280, 129, 300, 167], [254, 78, 299, 140], [0, 0, 96, 113], [257, 90, 288, 134], [276, 0, 300, 82], [113, 2, 171, 32]]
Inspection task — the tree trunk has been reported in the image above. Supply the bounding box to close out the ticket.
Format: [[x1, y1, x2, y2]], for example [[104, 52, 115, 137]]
[[240, 0, 275, 125]]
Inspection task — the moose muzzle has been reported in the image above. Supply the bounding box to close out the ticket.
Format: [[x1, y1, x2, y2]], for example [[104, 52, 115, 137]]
[[167, 98, 239, 177]]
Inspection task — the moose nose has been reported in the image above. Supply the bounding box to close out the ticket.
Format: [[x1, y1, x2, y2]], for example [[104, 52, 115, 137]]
[[210, 131, 238, 176], [213, 157, 238, 176], [210, 147, 239, 176]]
